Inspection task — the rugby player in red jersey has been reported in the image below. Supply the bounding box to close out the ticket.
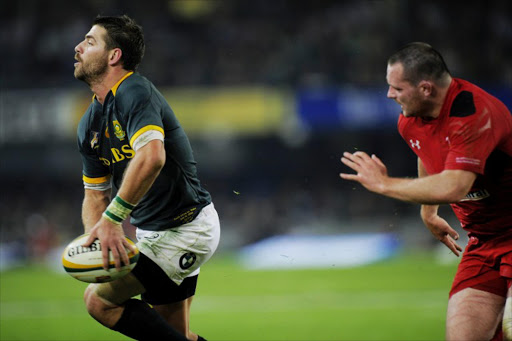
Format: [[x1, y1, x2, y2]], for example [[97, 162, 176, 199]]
[[340, 42, 512, 340]]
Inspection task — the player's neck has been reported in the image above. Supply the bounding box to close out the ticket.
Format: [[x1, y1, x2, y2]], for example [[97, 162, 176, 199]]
[[427, 78, 453, 119], [91, 68, 131, 105]]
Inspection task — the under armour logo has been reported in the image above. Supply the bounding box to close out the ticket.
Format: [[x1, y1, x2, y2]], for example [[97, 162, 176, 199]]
[[409, 139, 421, 149], [179, 252, 197, 270]]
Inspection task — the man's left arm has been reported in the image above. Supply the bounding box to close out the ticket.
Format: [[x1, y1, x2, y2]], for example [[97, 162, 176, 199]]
[[417, 158, 462, 256]]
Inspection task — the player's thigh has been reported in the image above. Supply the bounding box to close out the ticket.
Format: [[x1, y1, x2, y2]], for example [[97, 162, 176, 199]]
[[504, 286, 512, 341], [136, 203, 220, 286], [86, 272, 146, 306], [447, 287, 505, 340]]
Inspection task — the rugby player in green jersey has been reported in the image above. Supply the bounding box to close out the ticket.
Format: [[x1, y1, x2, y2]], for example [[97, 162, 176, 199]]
[[74, 15, 219, 341]]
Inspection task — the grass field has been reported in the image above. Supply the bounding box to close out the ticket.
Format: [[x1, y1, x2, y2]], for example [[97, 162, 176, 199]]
[[0, 251, 458, 341]]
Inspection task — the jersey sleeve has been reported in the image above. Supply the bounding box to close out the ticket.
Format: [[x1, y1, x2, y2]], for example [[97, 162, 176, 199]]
[[444, 102, 497, 174], [131, 129, 164, 152], [115, 82, 165, 151], [77, 113, 111, 190]]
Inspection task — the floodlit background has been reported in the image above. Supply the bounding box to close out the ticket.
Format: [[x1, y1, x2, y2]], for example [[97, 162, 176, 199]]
[[1, 0, 511, 340]]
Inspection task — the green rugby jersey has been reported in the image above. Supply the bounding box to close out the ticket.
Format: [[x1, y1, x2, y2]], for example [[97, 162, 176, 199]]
[[77, 72, 211, 231]]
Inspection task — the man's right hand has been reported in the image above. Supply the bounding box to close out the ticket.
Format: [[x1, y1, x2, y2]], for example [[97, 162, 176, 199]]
[[83, 218, 134, 270]]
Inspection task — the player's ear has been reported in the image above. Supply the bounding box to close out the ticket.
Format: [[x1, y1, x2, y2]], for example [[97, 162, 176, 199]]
[[109, 48, 123, 66], [418, 80, 433, 97]]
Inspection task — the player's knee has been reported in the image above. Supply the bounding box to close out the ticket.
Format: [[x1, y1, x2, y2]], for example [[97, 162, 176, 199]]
[[83, 284, 94, 304], [84, 284, 114, 319], [84, 285, 102, 317], [84, 285, 95, 311]]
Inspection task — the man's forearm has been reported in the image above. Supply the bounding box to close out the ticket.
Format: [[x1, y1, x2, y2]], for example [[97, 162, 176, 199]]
[[116, 140, 165, 205], [380, 170, 476, 205], [82, 191, 110, 232]]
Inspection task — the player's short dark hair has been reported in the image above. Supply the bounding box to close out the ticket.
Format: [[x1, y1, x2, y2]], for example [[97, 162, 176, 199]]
[[388, 42, 450, 85], [93, 15, 145, 71]]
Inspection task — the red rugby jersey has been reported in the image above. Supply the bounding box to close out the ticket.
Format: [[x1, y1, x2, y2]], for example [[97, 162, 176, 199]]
[[398, 78, 512, 236]]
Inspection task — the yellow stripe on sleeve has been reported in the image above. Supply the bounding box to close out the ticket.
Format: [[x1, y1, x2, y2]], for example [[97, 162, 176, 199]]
[[83, 175, 110, 184], [129, 125, 165, 148]]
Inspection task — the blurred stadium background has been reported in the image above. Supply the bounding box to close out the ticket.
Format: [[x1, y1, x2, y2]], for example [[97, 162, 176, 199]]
[[1, 0, 511, 340]]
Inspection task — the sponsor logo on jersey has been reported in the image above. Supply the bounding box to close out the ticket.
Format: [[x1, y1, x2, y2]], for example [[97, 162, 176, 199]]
[[179, 252, 197, 270], [90, 131, 99, 149], [460, 189, 490, 201], [98, 145, 135, 166], [113, 120, 126, 141], [409, 139, 421, 149]]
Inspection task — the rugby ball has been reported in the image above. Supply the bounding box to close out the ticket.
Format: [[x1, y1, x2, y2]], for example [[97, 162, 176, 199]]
[[62, 233, 139, 283]]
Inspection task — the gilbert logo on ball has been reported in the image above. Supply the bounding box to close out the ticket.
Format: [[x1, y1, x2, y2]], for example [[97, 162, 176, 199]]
[[62, 233, 139, 283]]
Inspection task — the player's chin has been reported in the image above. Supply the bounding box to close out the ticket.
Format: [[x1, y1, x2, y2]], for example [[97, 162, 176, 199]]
[[74, 70, 86, 81], [401, 110, 415, 118]]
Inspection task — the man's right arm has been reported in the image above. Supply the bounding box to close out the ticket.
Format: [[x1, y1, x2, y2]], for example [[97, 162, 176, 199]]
[[82, 188, 111, 233]]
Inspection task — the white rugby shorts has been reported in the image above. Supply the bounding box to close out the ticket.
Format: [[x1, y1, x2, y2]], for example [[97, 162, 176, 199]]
[[135, 203, 220, 285]]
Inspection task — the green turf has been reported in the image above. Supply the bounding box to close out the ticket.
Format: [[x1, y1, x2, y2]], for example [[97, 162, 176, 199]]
[[0, 252, 457, 340]]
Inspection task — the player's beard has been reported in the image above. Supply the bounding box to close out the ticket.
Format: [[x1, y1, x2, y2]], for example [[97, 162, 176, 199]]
[[401, 92, 435, 118], [74, 53, 109, 86], [404, 100, 436, 119]]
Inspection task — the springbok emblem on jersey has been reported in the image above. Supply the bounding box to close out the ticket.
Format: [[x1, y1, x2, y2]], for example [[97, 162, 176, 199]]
[[409, 139, 421, 149], [90, 131, 99, 149], [112, 120, 126, 141]]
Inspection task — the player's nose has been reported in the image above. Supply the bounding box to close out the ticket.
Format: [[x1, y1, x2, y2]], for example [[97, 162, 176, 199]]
[[387, 86, 395, 99], [74, 41, 83, 54]]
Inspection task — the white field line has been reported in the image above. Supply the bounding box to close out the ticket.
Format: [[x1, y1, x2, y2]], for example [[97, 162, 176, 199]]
[[0, 290, 446, 319]]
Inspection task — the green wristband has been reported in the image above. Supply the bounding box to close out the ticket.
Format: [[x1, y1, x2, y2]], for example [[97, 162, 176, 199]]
[[102, 195, 136, 225]]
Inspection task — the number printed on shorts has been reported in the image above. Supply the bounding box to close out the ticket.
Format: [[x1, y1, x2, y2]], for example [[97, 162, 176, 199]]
[[145, 233, 161, 240]]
